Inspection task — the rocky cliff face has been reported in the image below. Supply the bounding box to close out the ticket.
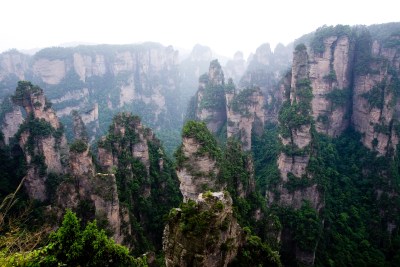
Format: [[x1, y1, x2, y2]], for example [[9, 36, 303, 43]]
[[0, 98, 24, 145], [292, 26, 400, 156], [163, 191, 245, 267], [226, 86, 265, 151], [57, 144, 126, 244], [196, 60, 227, 134], [309, 35, 354, 136], [12, 81, 68, 201], [193, 60, 267, 151], [270, 25, 400, 266], [276, 46, 313, 185], [352, 34, 400, 156], [176, 121, 223, 201]]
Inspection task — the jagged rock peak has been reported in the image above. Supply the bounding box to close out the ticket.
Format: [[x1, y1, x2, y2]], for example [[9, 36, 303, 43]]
[[163, 191, 244, 267], [12, 81, 60, 129], [254, 43, 273, 65], [72, 110, 89, 143], [190, 44, 213, 62], [97, 112, 152, 174], [209, 59, 225, 86]]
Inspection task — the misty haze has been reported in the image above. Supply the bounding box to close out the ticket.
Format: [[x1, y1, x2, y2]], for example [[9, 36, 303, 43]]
[[0, 1, 399, 266]]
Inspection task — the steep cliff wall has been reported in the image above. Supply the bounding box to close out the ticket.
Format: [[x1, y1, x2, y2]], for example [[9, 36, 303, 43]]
[[276, 45, 313, 185], [352, 33, 400, 156], [309, 35, 354, 136], [271, 45, 321, 266]]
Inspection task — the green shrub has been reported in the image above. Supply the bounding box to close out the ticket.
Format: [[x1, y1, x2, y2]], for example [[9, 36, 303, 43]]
[[70, 139, 88, 153]]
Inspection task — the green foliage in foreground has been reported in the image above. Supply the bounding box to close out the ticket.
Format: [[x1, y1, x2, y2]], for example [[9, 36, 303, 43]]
[[1, 210, 148, 266]]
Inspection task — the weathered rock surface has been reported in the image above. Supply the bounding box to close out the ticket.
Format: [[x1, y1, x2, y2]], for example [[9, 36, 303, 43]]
[[352, 36, 400, 156], [1, 101, 24, 145], [226, 87, 265, 151], [177, 136, 221, 202], [163, 192, 245, 267], [309, 35, 353, 136]]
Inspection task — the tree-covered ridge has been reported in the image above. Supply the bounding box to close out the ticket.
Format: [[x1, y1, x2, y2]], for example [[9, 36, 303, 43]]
[[33, 42, 168, 60]]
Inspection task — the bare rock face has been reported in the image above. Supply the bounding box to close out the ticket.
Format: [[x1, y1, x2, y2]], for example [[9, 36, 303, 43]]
[[1, 99, 24, 145], [352, 35, 400, 156], [196, 60, 227, 134], [69, 148, 94, 178], [309, 35, 353, 136], [33, 59, 66, 85], [90, 173, 125, 244], [226, 86, 265, 151], [0, 50, 30, 82], [177, 136, 221, 201], [163, 191, 245, 267]]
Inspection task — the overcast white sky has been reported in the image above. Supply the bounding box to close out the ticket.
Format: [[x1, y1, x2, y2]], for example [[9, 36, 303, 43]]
[[0, 0, 398, 58]]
